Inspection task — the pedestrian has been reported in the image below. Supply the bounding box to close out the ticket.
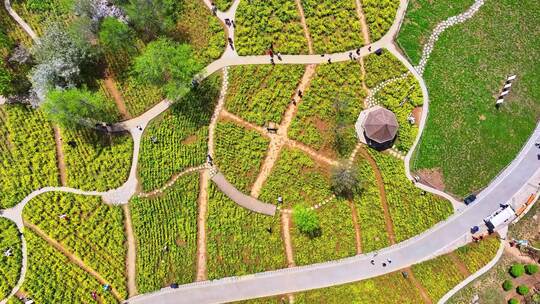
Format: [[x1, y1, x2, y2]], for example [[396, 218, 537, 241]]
[[349, 52, 353, 60], [231, 19, 236, 27], [387, 259, 392, 264], [370, 260, 375, 265], [368, 46, 372, 52], [270, 58, 275, 65], [327, 58, 332, 64], [321, 54, 325, 57], [277, 52, 282, 61], [356, 48, 360, 55], [293, 100, 297, 106], [269, 49, 274, 58], [225, 18, 231, 27], [211, 2, 217, 15], [298, 90, 303, 98], [382, 262, 387, 267], [137, 125, 142, 131]]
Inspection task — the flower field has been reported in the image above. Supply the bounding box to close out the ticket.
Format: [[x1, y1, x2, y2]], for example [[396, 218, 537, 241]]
[[259, 148, 334, 209], [301, 0, 364, 53], [213, 0, 233, 11], [235, 0, 309, 55], [226, 65, 305, 126], [130, 173, 199, 293], [214, 121, 269, 192], [0, 5, 32, 48], [62, 128, 133, 191], [137, 74, 221, 192], [118, 79, 164, 118], [10, 0, 74, 36], [370, 151, 453, 242], [294, 270, 424, 303], [0, 219, 22, 299], [364, 50, 408, 88], [353, 157, 391, 252], [375, 73, 422, 152], [292, 198, 358, 266], [206, 185, 285, 279], [17, 230, 119, 304], [362, 0, 400, 41], [23, 192, 128, 298], [455, 236, 500, 274], [288, 61, 365, 158], [0, 106, 58, 209]]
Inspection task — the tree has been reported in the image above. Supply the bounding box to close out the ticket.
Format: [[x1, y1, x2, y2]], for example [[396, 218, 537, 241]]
[[99, 17, 135, 54], [516, 285, 529, 296], [126, 0, 178, 40], [133, 38, 202, 101], [293, 205, 321, 238], [502, 280, 513, 291], [510, 264, 525, 278], [42, 88, 115, 129], [525, 264, 538, 275], [331, 161, 363, 199], [508, 299, 518, 304]]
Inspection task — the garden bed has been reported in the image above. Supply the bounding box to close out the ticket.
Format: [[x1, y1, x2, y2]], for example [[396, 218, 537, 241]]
[[0, 219, 22, 300]]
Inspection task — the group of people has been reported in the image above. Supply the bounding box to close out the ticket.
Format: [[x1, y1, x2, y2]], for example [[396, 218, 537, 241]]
[[267, 44, 283, 65]]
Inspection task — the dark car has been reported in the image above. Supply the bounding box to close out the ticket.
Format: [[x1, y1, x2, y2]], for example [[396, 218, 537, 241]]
[[470, 226, 480, 234], [464, 194, 477, 205], [170, 283, 179, 289]]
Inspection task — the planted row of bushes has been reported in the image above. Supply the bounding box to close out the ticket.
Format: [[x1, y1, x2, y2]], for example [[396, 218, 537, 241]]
[[0, 219, 22, 299]]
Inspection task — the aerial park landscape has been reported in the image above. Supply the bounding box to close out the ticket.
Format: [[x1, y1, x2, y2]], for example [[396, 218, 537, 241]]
[[0, 0, 539, 303]]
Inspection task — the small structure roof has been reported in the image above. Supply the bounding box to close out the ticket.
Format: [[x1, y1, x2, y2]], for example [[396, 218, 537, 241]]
[[362, 107, 398, 144]]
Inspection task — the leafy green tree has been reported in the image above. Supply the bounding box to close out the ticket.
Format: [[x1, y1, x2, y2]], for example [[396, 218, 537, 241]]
[[517, 285, 529, 296], [525, 264, 539, 275], [502, 279, 513, 291], [42, 88, 115, 129], [508, 299, 518, 304], [133, 38, 202, 101], [510, 264, 525, 278], [126, 0, 180, 40], [331, 161, 363, 199], [293, 205, 321, 238], [0, 66, 12, 96], [99, 17, 135, 53]]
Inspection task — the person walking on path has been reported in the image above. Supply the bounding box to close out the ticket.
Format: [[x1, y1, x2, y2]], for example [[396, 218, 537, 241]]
[[277, 53, 282, 61], [327, 58, 332, 64]]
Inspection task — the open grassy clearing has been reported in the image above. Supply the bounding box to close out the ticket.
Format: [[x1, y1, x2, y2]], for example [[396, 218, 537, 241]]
[[137, 74, 220, 192], [362, 0, 400, 41], [235, 0, 309, 55], [214, 120, 270, 192], [206, 184, 285, 279], [23, 192, 128, 298], [17, 229, 119, 304], [61, 128, 133, 191], [412, 237, 500, 302], [294, 271, 424, 303], [353, 157, 391, 252], [130, 174, 199, 293], [0, 106, 58, 209], [412, 0, 540, 197], [225, 65, 305, 126], [397, 0, 475, 65], [370, 151, 453, 242], [288, 61, 365, 158], [0, 219, 22, 299], [301, 0, 364, 53]]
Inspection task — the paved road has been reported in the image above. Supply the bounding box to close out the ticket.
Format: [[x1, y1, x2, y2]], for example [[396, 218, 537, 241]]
[[128, 124, 540, 304]]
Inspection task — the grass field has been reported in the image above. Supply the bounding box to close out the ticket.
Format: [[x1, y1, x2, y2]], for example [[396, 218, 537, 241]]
[[288, 61, 365, 158], [0, 106, 58, 209], [214, 121, 270, 192], [23, 192, 128, 298], [130, 174, 199, 293], [17, 230, 119, 304], [62, 128, 133, 191], [0, 219, 22, 300], [137, 74, 221, 192], [397, 0, 475, 65], [235, 0, 309, 55], [226, 65, 305, 127], [411, 0, 540, 197]]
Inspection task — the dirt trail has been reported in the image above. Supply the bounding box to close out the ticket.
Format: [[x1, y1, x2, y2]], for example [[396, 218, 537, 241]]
[[405, 268, 433, 304], [354, 0, 371, 45], [104, 75, 131, 120], [138, 166, 206, 199], [280, 212, 296, 304], [348, 200, 362, 254], [25, 221, 123, 301], [196, 170, 209, 281], [220, 110, 267, 135], [122, 204, 138, 298], [448, 252, 471, 277], [250, 65, 316, 197], [52, 125, 68, 186], [287, 139, 338, 167], [294, 0, 314, 54], [357, 147, 396, 244]]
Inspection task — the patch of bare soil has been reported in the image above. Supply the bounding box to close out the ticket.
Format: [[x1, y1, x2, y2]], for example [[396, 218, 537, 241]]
[[416, 168, 446, 191], [412, 106, 423, 125], [405, 268, 433, 304], [181, 134, 198, 145]]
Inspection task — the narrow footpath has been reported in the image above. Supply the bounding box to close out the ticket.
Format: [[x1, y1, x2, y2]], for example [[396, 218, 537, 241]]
[[404, 268, 433, 304], [294, 0, 314, 54], [104, 75, 131, 120], [280, 212, 296, 304], [348, 200, 362, 254], [52, 125, 67, 186], [122, 204, 138, 297], [196, 170, 210, 281]]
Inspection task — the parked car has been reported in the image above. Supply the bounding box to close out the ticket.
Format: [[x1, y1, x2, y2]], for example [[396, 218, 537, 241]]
[[170, 283, 179, 289], [470, 226, 480, 234], [464, 194, 477, 205]]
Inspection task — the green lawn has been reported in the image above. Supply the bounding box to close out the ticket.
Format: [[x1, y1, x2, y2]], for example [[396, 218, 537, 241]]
[[0, 219, 22, 299], [397, 0, 475, 65], [130, 173, 199, 293], [411, 0, 540, 196]]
